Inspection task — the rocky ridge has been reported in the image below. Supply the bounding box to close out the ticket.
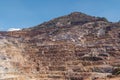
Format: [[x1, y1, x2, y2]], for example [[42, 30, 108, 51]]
[[0, 12, 120, 80]]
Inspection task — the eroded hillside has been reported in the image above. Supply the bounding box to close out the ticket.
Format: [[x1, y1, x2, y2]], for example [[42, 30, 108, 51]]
[[0, 12, 120, 80]]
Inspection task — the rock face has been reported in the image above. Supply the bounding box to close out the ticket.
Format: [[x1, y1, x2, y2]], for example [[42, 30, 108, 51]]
[[0, 12, 120, 80]]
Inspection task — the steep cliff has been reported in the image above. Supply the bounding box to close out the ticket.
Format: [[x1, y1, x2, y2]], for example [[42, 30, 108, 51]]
[[0, 12, 120, 80]]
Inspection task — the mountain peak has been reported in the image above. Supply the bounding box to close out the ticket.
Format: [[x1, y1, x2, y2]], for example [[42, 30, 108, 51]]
[[69, 12, 85, 15], [25, 12, 108, 30], [27, 12, 108, 31]]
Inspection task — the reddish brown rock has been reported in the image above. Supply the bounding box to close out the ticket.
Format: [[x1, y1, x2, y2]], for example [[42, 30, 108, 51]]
[[0, 12, 120, 80]]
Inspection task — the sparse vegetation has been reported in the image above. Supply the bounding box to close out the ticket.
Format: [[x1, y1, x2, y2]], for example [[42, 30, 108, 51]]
[[0, 12, 120, 80], [112, 67, 120, 75]]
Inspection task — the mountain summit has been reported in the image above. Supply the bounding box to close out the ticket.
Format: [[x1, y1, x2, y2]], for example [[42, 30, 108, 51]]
[[0, 12, 120, 80], [28, 12, 108, 31]]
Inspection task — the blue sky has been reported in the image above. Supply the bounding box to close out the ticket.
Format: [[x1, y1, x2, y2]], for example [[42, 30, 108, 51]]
[[0, 0, 120, 31]]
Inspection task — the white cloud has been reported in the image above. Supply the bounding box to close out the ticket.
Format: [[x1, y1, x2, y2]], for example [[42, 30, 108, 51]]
[[8, 28, 21, 31]]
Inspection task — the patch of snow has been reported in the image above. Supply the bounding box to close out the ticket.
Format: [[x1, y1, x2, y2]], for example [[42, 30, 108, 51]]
[[8, 28, 21, 31]]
